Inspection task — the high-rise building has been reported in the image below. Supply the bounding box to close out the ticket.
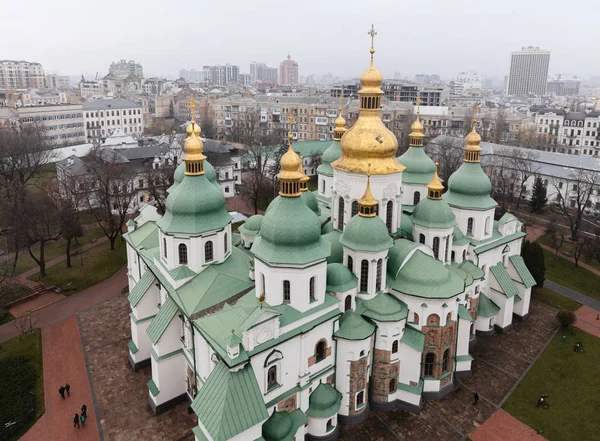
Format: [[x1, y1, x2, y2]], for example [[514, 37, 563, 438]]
[[546, 74, 581, 96], [109, 60, 144, 79], [0, 60, 45, 89], [250, 62, 278, 83], [279, 53, 299, 85], [506, 47, 550, 96], [202, 64, 239, 86]]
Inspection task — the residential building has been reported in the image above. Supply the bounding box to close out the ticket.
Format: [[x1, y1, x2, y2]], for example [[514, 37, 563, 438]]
[[0, 60, 45, 89], [250, 62, 278, 83], [279, 53, 299, 85], [506, 47, 551, 96], [203, 139, 242, 197], [45, 74, 70, 90], [452, 72, 481, 95], [546, 74, 581, 96], [202, 64, 239, 86], [79, 78, 105, 97], [109, 59, 144, 79], [381, 81, 449, 106], [18, 89, 68, 106], [414, 74, 440, 84], [17, 104, 85, 146], [0, 107, 18, 129], [82, 99, 144, 140], [534, 108, 600, 155]]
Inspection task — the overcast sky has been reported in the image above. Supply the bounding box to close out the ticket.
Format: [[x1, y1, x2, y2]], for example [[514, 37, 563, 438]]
[[2, 0, 597, 81]]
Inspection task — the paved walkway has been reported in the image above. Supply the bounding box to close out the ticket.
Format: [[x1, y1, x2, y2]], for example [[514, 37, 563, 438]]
[[574, 305, 600, 337], [8, 291, 66, 318], [21, 317, 101, 441], [470, 409, 546, 441], [543, 280, 600, 311], [0, 266, 127, 344]]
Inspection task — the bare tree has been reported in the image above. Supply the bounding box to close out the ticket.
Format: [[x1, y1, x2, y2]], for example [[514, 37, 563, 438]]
[[483, 153, 513, 211], [509, 149, 539, 210], [492, 109, 507, 144], [144, 161, 176, 215], [424, 136, 464, 185], [83, 146, 137, 250], [573, 238, 586, 267], [545, 218, 565, 260], [517, 124, 550, 150], [551, 169, 599, 240]]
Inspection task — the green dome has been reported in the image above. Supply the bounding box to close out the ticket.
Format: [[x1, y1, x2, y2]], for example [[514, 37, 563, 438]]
[[262, 411, 293, 441], [360, 293, 407, 321], [321, 222, 334, 234], [317, 140, 341, 177], [340, 215, 393, 252], [167, 162, 185, 193], [204, 160, 221, 190], [157, 173, 232, 234], [443, 162, 497, 210], [397, 146, 436, 185], [334, 310, 375, 340], [301, 190, 321, 215], [306, 383, 342, 418], [238, 214, 263, 236], [326, 263, 357, 292], [251, 196, 330, 265], [322, 231, 343, 264], [411, 197, 456, 229]]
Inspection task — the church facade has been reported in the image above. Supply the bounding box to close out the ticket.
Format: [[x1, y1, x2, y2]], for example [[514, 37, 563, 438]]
[[124, 31, 535, 441]]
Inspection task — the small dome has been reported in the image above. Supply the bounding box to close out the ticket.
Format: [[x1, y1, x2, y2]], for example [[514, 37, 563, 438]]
[[203, 160, 220, 189], [334, 113, 346, 130], [326, 263, 356, 291], [279, 145, 303, 180], [444, 162, 496, 210], [301, 190, 320, 215], [359, 61, 384, 92], [322, 231, 343, 264], [321, 222, 334, 234], [411, 116, 424, 132], [174, 162, 185, 184], [411, 198, 456, 229], [242, 215, 263, 232], [317, 140, 342, 177], [340, 215, 392, 252], [466, 128, 481, 147], [397, 146, 436, 185], [307, 383, 342, 418], [262, 411, 293, 441]]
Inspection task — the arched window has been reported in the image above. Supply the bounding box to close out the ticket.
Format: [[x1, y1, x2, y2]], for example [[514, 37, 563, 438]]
[[392, 340, 398, 354], [315, 340, 327, 362], [444, 236, 449, 262], [351, 200, 359, 217], [389, 378, 396, 393], [413, 313, 419, 324], [386, 200, 393, 233], [326, 419, 334, 431], [309, 277, 316, 302], [224, 232, 229, 254], [419, 233, 425, 244], [360, 350, 365, 357], [462, 250, 466, 260], [485, 217, 490, 235], [442, 349, 450, 372], [344, 295, 352, 312], [481, 265, 487, 277], [225, 186, 230, 193], [446, 312, 452, 324], [413, 191, 421, 205], [451, 251, 455, 261], [163, 237, 167, 258], [433, 237, 440, 259], [178, 243, 188, 265], [347, 255, 353, 272], [205, 241, 213, 262], [424, 353, 435, 377], [427, 314, 440, 325], [261, 274, 265, 296], [283, 280, 290, 303], [356, 391, 365, 407], [321, 179, 325, 193], [267, 365, 277, 388], [360, 260, 369, 292], [467, 217, 474, 235], [376, 259, 383, 292], [338, 198, 345, 230]]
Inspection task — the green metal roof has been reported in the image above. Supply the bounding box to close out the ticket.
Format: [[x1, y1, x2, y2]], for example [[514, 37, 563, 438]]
[[339, 214, 393, 252], [357, 293, 408, 322], [157, 173, 232, 235], [191, 361, 268, 441], [472, 230, 526, 255], [452, 226, 469, 245], [334, 310, 375, 340], [317, 140, 342, 177], [443, 162, 497, 210], [458, 304, 474, 322], [499, 212, 515, 224], [411, 197, 456, 229], [128, 270, 155, 307], [455, 354, 474, 362], [397, 146, 436, 185], [490, 264, 519, 298], [321, 222, 334, 234], [306, 383, 342, 418], [448, 264, 473, 286], [293, 140, 332, 157], [387, 239, 419, 278], [326, 263, 357, 292], [252, 196, 330, 265], [477, 293, 500, 317], [262, 409, 308, 441], [301, 190, 321, 216], [400, 212, 414, 238], [388, 250, 465, 299], [400, 325, 424, 352], [169, 265, 196, 281], [459, 260, 485, 280], [147, 297, 179, 345], [123, 221, 159, 250], [509, 255, 536, 288], [322, 230, 343, 264], [238, 215, 263, 236]]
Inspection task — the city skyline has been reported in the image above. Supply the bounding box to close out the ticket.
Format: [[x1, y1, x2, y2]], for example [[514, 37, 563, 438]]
[[3, 0, 600, 82]]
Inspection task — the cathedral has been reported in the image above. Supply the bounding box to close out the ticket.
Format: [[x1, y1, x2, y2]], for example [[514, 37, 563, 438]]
[[123, 30, 535, 441]]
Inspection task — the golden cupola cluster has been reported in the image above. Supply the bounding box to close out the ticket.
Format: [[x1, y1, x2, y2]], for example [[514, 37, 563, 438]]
[[278, 114, 304, 197], [409, 97, 425, 147], [427, 163, 444, 200], [183, 96, 206, 176], [464, 103, 483, 163], [358, 165, 378, 217], [332, 25, 405, 176]]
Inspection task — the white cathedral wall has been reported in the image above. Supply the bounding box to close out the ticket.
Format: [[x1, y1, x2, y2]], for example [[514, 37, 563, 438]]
[[476, 314, 494, 332], [332, 170, 402, 233], [308, 414, 338, 437], [412, 224, 454, 264], [488, 289, 514, 329], [318, 173, 333, 201], [506, 261, 532, 317], [451, 207, 495, 242], [330, 287, 357, 313], [226, 425, 263, 441], [396, 345, 422, 401], [392, 293, 462, 331], [402, 183, 428, 206], [193, 331, 217, 386], [130, 317, 153, 363], [343, 248, 388, 298], [126, 243, 141, 285], [153, 315, 182, 358], [150, 351, 186, 406], [334, 336, 373, 417]]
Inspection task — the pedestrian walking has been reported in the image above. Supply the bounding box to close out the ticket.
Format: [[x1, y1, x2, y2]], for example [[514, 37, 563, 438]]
[[65, 383, 71, 397], [81, 411, 86, 428], [73, 413, 80, 428], [473, 392, 479, 405], [81, 404, 87, 417], [59, 386, 66, 400]]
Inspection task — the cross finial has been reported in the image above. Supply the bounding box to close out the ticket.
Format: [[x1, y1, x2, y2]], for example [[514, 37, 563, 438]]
[[472, 101, 480, 129], [338, 87, 344, 112], [416, 94, 422, 115], [367, 162, 371, 178], [288, 112, 295, 142], [368, 24, 377, 59], [189, 95, 197, 123]]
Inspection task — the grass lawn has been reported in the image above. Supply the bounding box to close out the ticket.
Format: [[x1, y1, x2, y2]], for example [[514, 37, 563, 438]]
[[532, 287, 581, 312], [0, 285, 33, 325], [0, 328, 44, 441], [503, 328, 600, 441], [13, 227, 106, 276], [0, 308, 15, 325], [28, 237, 126, 295], [538, 235, 600, 272], [543, 249, 600, 301]]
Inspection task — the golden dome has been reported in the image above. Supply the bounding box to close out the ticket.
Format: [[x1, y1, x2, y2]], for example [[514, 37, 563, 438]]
[[186, 122, 201, 136], [427, 164, 444, 200], [183, 121, 206, 175], [359, 60, 384, 94], [411, 115, 424, 133], [278, 145, 303, 181], [298, 161, 310, 190], [464, 104, 483, 163], [358, 172, 378, 217]]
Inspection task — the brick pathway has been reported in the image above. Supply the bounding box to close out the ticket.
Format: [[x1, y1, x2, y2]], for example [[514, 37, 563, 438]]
[[21, 317, 101, 441], [8, 291, 66, 317], [0, 266, 127, 344], [575, 305, 600, 337], [469, 409, 546, 441]]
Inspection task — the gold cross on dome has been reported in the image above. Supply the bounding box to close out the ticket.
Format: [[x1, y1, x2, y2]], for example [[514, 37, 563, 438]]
[[338, 87, 344, 110], [368, 24, 377, 52], [416, 95, 422, 114], [189, 95, 197, 121], [472, 101, 480, 128], [288, 113, 295, 124]]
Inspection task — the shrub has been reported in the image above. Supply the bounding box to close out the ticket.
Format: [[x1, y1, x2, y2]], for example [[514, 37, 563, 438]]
[[522, 240, 546, 287], [556, 310, 577, 329], [0, 356, 37, 439]]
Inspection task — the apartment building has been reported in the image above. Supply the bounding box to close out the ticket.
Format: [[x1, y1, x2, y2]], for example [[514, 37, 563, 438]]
[[83, 99, 144, 140], [535, 108, 600, 155], [546, 74, 580, 96], [109, 59, 144, 79], [202, 64, 239, 86], [45, 74, 70, 89], [17, 104, 86, 146], [250, 62, 278, 83], [279, 54, 299, 85], [507, 47, 550, 96], [380, 81, 449, 106], [0, 60, 45, 89]]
